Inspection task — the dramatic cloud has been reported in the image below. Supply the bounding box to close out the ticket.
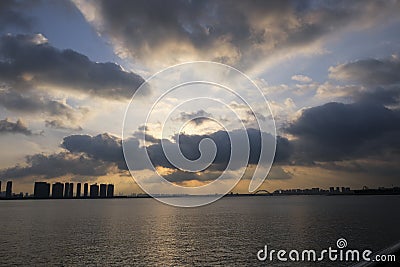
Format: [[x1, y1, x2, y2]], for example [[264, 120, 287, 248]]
[[352, 86, 400, 106], [146, 128, 290, 171], [281, 53, 400, 179], [0, 118, 32, 135], [162, 165, 293, 185], [162, 169, 222, 184], [325, 56, 400, 106], [0, 34, 145, 100], [0, 152, 113, 179], [285, 102, 400, 163], [145, 128, 292, 183], [329, 56, 400, 86], [62, 129, 280, 172], [0, 133, 131, 180], [2, 0, 400, 192], [0, 0, 34, 31], [62, 133, 126, 169], [0, 89, 80, 119], [74, 0, 400, 69]]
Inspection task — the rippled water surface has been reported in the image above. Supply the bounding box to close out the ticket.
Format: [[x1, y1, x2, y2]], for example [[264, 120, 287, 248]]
[[0, 196, 399, 266]]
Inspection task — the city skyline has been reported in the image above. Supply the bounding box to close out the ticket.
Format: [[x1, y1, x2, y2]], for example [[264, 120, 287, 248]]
[[0, 180, 114, 199], [1, 179, 399, 199], [0, 1, 400, 195]]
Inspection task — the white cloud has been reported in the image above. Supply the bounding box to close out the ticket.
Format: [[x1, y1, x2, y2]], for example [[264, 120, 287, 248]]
[[291, 75, 312, 83]]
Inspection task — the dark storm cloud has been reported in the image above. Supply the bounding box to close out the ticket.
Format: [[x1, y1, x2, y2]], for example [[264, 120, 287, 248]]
[[328, 56, 400, 105], [163, 170, 221, 184], [329, 57, 400, 86], [282, 53, 400, 175], [79, 0, 400, 67], [162, 165, 293, 184], [6, 101, 399, 181], [1, 129, 292, 181], [0, 152, 112, 179], [146, 128, 291, 171], [0, 34, 145, 100], [284, 102, 400, 163], [62, 131, 232, 172], [0, 89, 78, 119], [62, 133, 127, 169], [351, 86, 400, 106], [0, 0, 35, 31], [62, 129, 291, 174], [0, 118, 32, 135], [0, 133, 128, 180], [62, 129, 292, 181]]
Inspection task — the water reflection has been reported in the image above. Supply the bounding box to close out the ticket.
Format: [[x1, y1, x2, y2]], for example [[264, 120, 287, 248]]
[[0, 196, 399, 266]]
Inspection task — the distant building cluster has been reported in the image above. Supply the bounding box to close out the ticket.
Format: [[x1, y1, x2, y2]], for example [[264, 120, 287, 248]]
[[273, 187, 352, 195], [34, 182, 114, 199], [272, 186, 400, 195], [0, 181, 114, 199], [0, 181, 14, 198], [329, 186, 352, 194]]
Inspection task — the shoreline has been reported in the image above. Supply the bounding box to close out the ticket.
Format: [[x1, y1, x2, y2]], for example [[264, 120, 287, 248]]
[[1, 192, 400, 200]]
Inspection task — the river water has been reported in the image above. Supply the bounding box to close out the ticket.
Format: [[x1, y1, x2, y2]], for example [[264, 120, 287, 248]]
[[0, 196, 399, 266]]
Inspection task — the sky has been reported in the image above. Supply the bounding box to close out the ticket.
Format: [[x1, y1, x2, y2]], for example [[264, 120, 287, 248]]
[[1, 0, 400, 195]]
